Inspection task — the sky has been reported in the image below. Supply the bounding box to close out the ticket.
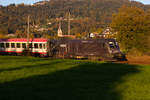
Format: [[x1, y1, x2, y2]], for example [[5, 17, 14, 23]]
[[135, 0, 150, 4], [0, 0, 150, 6], [0, 0, 45, 6]]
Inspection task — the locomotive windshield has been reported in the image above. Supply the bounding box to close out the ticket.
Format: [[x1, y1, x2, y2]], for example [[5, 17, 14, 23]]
[[109, 42, 118, 49]]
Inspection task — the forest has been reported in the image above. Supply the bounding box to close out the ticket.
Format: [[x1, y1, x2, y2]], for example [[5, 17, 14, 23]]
[[0, 0, 149, 36]]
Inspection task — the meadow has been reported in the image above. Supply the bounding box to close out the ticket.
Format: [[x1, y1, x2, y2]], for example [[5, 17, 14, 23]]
[[0, 56, 150, 100]]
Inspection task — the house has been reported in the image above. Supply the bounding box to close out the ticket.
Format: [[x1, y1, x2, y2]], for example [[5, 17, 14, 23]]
[[99, 27, 113, 38]]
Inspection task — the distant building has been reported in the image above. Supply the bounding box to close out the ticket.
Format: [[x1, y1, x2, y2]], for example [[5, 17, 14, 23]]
[[37, 28, 48, 32], [47, 22, 52, 25], [7, 34, 16, 37], [89, 32, 99, 38], [102, 27, 112, 35], [99, 27, 113, 38], [58, 28, 63, 37], [57, 21, 63, 37], [62, 35, 76, 39]]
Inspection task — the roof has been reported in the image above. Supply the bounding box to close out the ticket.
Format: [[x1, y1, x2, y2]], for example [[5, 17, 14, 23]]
[[0, 38, 48, 42]]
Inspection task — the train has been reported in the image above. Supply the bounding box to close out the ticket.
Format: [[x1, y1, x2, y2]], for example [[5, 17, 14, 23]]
[[0, 38, 48, 57], [0, 38, 127, 61]]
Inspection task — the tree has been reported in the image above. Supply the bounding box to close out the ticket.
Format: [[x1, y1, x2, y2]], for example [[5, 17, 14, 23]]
[[0, 0, 149, 38], [16, 29, 23, 38], [111, 6, 150, 53], [75, 33, 81, 39]]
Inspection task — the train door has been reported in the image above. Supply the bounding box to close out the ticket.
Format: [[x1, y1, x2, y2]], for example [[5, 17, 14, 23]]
[[0, 42, 5, 54], [42, 43, 47, 56], [59, 44, 67, 58], [28, 42, 47, 57]]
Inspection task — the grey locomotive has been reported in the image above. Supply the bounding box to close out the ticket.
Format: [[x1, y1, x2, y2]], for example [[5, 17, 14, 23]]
[[48, 38, 127, 61]]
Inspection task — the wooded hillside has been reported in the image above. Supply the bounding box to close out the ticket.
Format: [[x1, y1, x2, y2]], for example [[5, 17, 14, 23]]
[[0, 0, 149, 36]]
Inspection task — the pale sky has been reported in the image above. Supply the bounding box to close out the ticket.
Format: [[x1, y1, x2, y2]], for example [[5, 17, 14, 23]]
[[135, 0, 150, 4], [0, 0, 150, 6], [0, 0, 45, 6]]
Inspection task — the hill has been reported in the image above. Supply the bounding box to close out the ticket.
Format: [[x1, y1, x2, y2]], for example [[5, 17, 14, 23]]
[[0, 0, 149, 36]]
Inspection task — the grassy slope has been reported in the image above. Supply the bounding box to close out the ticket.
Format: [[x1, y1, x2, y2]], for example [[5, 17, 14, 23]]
[[0, 56, 149, 100]]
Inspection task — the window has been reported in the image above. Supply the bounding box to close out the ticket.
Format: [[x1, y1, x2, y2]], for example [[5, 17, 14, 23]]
[[29, 43, 32, 48], [109, 42, 117, 49], [11, 43, 15, 48], [109, 44, 115, 48], [0, 43, 5, 48], [17, 43, 20, 48], [39, 43, 42, 49], [43, 43, 46, 49], [6, 43, 10, 48], [22, 43, 26, 48], [34, 43, 38, 49]]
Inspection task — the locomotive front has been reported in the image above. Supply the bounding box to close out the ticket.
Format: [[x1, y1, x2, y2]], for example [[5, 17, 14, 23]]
[[106, 39, 127, 61]]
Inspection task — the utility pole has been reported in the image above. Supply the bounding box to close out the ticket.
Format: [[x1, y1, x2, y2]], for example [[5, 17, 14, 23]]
[[68, 11, 71, 35], [27, 15, 30, 51]]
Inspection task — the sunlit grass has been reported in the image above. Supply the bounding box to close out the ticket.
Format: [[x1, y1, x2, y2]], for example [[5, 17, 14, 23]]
[[0, 56, 149, 100], [116, 65, 150, 100]]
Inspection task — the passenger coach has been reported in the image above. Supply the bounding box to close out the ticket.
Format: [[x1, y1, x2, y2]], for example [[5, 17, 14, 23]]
[[0, 38, 48, 57]]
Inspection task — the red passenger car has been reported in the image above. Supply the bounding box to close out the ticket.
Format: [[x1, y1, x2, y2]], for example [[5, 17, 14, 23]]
[[0, 38, 48, 56]]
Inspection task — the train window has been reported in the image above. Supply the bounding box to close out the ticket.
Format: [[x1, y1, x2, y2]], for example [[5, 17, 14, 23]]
[[29, 43, 32, 48], [39, 43, 42, 49], [22, 43, 26, 48], [43, 44, 46, 49], [11, 43, 15, 48], [109, 42, 116, 48], [0, 43, 5, 48], [34, 43, 38, 49], [115, 42, 119, 49], [6, 43, 10, 48], [17, 43, 20, 48]]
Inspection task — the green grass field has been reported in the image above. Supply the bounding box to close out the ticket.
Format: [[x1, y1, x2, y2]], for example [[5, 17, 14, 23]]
[[0, 56, 150, 100]]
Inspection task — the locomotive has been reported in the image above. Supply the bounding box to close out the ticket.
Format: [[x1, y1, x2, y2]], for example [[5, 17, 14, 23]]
[[0, 38, 126, 61], [48, 38, 126, 61]]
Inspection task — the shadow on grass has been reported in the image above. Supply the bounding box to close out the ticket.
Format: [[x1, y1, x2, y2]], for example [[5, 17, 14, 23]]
[[0, 60, 64, 73], [0, 62, 140, 100]]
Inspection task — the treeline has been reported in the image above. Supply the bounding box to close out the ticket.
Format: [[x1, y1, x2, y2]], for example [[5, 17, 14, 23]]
[[111, 6, 150, 55], [0, 0, 149, 36]]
